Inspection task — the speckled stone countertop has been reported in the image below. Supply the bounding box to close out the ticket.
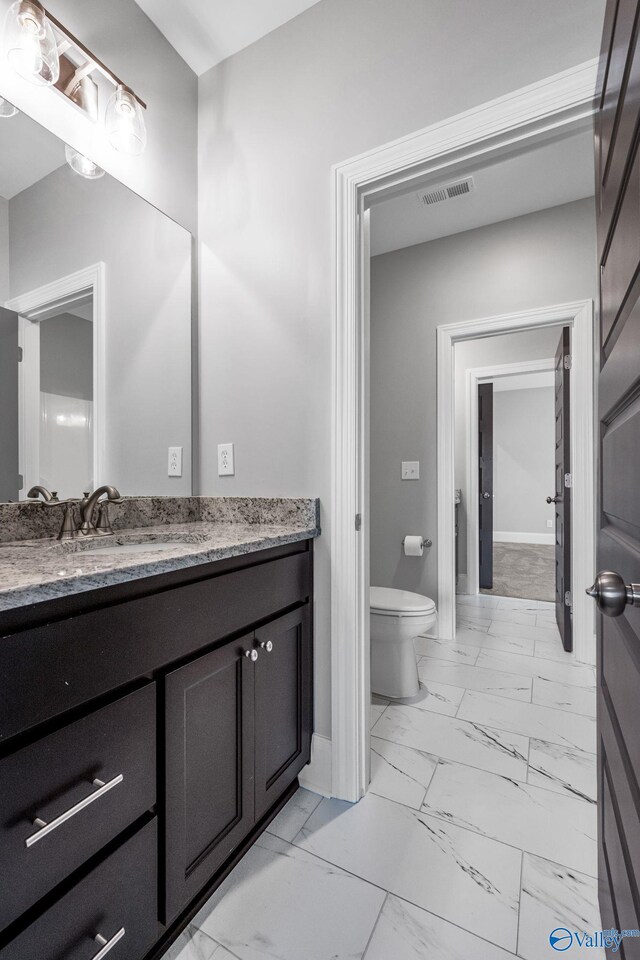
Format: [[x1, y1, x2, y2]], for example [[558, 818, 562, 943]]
[[0, 498, 320, 612]]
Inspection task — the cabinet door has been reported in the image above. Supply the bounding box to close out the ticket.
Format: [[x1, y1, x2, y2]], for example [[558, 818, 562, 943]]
[[165, 636, 255, 921], [254, 606, 313, 820]]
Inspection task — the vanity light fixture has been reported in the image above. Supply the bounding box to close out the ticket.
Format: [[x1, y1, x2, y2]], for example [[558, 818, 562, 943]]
[[64, 144, 105, 180], [0, 96, 18, 117], [3, 0, 147, 155]]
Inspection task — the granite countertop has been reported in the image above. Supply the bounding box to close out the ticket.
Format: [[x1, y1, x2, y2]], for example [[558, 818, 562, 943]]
[[0, 498, 320, 612]]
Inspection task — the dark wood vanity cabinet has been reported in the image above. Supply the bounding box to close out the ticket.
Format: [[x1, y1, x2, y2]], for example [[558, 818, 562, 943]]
[[0, 539, 314, 960]]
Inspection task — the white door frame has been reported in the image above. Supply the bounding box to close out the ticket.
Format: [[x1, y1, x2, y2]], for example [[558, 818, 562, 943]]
[[5, 263, 106, 496], [330, 58, 599, 803], [436, 303, 595, 667], [465, 357, 556, 594]]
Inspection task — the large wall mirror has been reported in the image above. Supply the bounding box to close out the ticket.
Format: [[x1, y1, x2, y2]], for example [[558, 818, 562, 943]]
[[0, 98, 192, 501]]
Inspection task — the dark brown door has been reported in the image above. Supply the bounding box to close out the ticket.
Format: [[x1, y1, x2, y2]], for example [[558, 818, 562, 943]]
[[254, 606, 313, 820], [164, 635, 255, 921], [0, 307, 19, 502], [478, 382, 494, 589], [552, 327, 572, 651], [591, 0, 640, 948]]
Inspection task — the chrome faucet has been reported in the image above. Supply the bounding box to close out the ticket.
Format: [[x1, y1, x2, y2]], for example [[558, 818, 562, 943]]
[[80, 485, 124, 536]]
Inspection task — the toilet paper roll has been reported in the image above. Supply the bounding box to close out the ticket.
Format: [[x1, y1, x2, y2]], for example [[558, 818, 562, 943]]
[[403, 535, 424, 557]]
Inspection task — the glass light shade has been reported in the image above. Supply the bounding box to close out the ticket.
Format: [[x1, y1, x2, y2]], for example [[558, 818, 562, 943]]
[[0, 97, 18, 118], [4, 0, 59, 86], [105, 84, 146, 156], [65, 144, 105, 180]]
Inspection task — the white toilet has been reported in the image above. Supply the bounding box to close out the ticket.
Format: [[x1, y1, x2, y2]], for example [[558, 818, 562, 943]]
[[370, 586, 437, 699]]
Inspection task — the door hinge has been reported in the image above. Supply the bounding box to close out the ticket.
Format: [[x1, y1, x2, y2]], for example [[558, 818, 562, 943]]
[[17, 346, 23, 362], [355, 513, 362, 532], [17, 474, 23, 490], [564, 590, 572, 607], [564, 473, 572, 488], [563, 354, 572, 370]]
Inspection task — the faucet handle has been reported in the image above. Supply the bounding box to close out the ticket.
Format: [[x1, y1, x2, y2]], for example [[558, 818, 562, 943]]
[[95, 502, 115, 535]]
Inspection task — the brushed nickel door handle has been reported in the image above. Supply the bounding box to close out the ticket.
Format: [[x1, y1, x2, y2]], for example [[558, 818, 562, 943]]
[[25, 774, 124, 848], [586, 571, 640, 618], [92, 928, 125, 959], [546, 495, 560, 504], [482, 492, 491, 499]]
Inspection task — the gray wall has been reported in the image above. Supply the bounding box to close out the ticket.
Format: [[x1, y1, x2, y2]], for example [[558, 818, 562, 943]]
[[454, 325, 562, 572], [0, 307, 18, 501], [493, 386, 555, 538], [9, 166, 192, 496], [0, 198, 8, 303], [198, 0, 605, 739], [40, 313, 93, 401], [0, 0, 197, 233], [370, 198, 597, 606]]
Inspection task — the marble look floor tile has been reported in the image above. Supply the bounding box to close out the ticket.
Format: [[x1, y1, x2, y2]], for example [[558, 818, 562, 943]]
[[296, 793, 521, 951], [421, 760, 597, 877], [195, 832, 385, 960], [528, 739, 597, 804], [457, 593, 501, 608], [372, 705, 528, 780], [459, 607, 537, 628], [455, 627, 535, 655], [534, 637, 581, 663], [266, 787, 323, 843], [453, 613, 491, 633], [532, 677, 596, 718], [496, 598, 542, 612], [370, 703, 387, 728], [414, 636, 479, 664], [370, 737, 438, 808], [476, 649, 596, 688], [406, 677, 465, 716], [518, 853, 604, 960], [417, 658, 532, 702], [161, 926, 220, 960], [458, 691, 596, 754], [364, 894, 518, 960], [487, 619, 562, 645], [372, 693, 389, 705]]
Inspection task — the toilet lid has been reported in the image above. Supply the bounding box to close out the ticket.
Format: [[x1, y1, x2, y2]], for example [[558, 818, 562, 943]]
[[370, 586, 436, 616]]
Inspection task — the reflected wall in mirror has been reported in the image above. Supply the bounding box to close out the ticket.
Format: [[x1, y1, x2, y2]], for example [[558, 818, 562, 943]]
[[0, 99, 192, 503]]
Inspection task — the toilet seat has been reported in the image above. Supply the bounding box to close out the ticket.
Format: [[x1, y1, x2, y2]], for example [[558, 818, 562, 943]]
[[370, 586, 436, 618]]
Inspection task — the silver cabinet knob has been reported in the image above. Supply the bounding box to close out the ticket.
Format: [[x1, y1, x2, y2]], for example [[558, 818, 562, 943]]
[[482, 492, 491, 499], [259, 640, 273, 653], [245, 649, 259, 662], [586, 571, 640, 618]]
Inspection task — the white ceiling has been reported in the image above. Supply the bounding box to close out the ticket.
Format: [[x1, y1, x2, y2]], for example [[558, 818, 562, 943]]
[[134, 0, 323, 75], [370, 130, 595, 257], [0, 109, 64, 200]]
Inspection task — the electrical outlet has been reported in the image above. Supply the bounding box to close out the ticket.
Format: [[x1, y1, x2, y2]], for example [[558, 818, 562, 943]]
[[401, 461, 420, 480], [218, 442, 235, 476], [546, 519, 554, 528], [168, 446, 183, 477]]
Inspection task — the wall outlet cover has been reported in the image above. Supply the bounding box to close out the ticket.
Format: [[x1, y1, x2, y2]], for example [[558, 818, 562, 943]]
[[401, 461, 420, 480], [168, 446, 183, 477], [218, 442, 235, 476], [546, 518, 554, 528]]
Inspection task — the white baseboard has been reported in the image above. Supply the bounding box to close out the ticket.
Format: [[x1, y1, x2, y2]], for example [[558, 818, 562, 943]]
[[494, 531, 555, 545], [456, 574, 469, 595], [298, 733, 333, 797]]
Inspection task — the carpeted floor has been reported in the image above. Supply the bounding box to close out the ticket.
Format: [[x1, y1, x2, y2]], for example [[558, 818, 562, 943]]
[[479, 542, 555, 602]]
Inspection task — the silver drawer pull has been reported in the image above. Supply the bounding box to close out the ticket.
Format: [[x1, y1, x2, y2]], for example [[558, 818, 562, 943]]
[[92, 928, 125, 959], [25, 774, 124, 848]]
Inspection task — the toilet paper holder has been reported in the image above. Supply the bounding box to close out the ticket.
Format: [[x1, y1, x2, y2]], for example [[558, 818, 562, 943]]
[[401, 536, 432, 548]]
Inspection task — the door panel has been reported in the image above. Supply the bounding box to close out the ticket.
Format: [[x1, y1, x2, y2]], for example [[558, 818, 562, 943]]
[[254, 606, 312, 821], [595, 0, 640, 950], [164, 636, 255, 921], [478, 382, 494, 590], [554, 328, 572, 651]]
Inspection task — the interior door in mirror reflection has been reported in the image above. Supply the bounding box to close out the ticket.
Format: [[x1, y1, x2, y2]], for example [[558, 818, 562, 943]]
[[0, 307, 20, 501]]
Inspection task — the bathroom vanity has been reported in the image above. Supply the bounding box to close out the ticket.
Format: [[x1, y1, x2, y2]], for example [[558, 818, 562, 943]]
[[0, 498, 318, 960]]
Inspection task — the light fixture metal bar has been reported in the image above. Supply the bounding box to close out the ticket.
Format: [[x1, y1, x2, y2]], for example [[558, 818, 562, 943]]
[[43, 4, 147, 110]]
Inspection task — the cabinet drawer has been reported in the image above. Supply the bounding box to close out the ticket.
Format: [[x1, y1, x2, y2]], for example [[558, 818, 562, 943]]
[[0, 819, 158, 960], [0, 684, 156, 932]]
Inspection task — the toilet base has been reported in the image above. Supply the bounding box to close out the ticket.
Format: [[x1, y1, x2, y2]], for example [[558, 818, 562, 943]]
[[370, 637, 420, 699]]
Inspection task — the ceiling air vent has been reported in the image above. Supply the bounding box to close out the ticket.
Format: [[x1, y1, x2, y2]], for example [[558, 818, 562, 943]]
[[416, 176, 475, 207]]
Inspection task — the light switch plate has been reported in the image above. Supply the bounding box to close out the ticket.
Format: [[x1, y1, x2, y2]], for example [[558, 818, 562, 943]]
[[402, 461, 420, 480], [547, 519, 554, 528], [218, 442, 235, 476], [168, 446, 183, 477]]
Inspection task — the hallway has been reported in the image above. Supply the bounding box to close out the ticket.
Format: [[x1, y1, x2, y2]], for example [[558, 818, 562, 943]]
[[165, 595, 600, 960]]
